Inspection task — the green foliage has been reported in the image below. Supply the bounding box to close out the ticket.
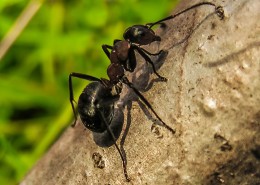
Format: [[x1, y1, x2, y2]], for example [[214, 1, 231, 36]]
[[0, 0, 178, 184]]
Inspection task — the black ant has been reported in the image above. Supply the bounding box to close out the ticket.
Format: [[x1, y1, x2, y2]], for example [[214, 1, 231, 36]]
[[102, 2, 224, 82], [69, 2, 224, 182]]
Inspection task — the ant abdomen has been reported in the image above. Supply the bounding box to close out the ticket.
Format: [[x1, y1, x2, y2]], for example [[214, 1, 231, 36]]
[[78, 82, 114, 133], [77, 81, 124, 147]]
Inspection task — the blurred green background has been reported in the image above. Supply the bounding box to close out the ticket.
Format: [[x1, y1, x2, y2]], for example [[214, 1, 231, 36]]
[[0, 0, 178, 184]]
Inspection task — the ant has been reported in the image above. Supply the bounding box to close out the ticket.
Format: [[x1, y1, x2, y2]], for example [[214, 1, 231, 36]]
[[102, 2, 224, 82], [69, 1, 224, 182]]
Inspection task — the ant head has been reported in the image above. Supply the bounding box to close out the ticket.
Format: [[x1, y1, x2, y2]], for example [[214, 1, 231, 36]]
[[123, 25, 161, 45]]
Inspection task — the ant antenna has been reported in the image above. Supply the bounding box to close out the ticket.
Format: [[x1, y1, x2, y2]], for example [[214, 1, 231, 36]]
[[147, 2, 224, 29]]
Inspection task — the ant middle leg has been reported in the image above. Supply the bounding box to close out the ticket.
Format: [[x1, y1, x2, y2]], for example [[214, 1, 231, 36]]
[[133, 46, 167, 81], [138, 47, 164, 56]]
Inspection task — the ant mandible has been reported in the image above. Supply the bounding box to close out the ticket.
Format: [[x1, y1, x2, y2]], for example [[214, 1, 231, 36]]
[[69, 1, 224, 182], [102, 2, 224, 82]]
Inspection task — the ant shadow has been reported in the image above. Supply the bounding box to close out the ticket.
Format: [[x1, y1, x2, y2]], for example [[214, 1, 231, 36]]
[[132, 49, 169, 92], [165, 12, 218, 51], [204, 41, 260, 67]]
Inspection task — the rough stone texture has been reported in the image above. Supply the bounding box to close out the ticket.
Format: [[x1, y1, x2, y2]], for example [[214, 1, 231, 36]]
[[21, 0, 260, 184]]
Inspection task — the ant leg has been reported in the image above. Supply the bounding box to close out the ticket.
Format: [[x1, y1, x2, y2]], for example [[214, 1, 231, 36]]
[[102, 44, 113, 59], [134, 46, 167, 81], [147, 2, 224, 29], [122, 77, 175, 134], [138, 47, 163, 56], [124, 47, 136, 72], [99, 110, 130, 182], [119, 102, 132, 171], [69, 72, 102, 126]]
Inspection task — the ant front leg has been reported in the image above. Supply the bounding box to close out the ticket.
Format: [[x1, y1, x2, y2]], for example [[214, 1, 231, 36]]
[[139, 47, 164, 56], [133, 45, 167, 81], [69, 72, 102, 126]]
